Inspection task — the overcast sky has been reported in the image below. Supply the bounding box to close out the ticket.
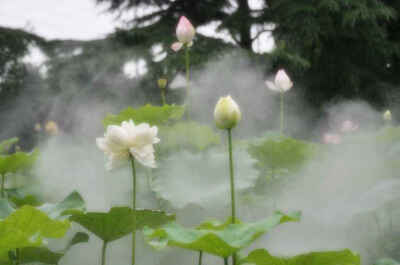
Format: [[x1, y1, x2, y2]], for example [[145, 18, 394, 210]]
[[0, 0, 118, 40]]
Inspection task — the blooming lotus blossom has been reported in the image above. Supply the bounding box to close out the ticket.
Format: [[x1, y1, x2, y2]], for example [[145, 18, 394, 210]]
[[323, 133, 341, 144], [96, 120, 160, 170], [383, 110, 392, 121], [340, 120, 359, 133], [265, 69, 293, 92], [171, 16, 195, 52], [214, 95, 241, 130]]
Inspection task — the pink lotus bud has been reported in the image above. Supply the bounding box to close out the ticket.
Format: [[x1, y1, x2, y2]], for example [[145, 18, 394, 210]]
[[275, 69, 293, 92], [323, 133, 341, 144], [265, 69, 293, 93], [176, 16, 195, 44], [340, 120, 359, 133]]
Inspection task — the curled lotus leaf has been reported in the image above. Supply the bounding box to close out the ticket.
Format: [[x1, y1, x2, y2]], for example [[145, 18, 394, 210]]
[[144, 211, 300, 258]]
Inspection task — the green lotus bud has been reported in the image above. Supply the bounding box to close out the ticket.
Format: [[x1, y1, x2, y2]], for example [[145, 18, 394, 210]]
[[214, 95, 241, 130], [383, 110, 392, 121], [157, 78, 167, 89]]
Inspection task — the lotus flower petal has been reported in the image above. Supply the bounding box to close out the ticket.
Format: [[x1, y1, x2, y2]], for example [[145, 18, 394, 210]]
[[171, 42, 183, 52]]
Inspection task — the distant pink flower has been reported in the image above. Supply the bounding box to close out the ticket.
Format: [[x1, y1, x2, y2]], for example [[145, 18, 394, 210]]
[[323, 133, 341, 144], [171, 16, 195, 52], [340, 120, 359, 133]]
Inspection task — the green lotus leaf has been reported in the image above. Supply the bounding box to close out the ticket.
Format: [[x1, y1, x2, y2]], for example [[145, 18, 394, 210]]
[[248, 136, 316, 176], [144, 211, 300, 258], [158, 122, 220, 153], [374, 258, 400, 265], [0, 149, 39, 175], [103, 104, 185, 127], [240, 248, 360, 265], [38, 191, 86, 219], [152, 149, 258, 209], [0, 206, 70, 252], [0, 137, 18, 154], [4, 232, 89, 265], [8, 193, 41, 208], [0, 199, 14, 219], [70, 207, 175, 242], [0, 191, 86, 220]]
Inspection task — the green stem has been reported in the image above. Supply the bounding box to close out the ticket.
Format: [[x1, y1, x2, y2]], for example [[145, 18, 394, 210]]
[[198, 251, 203, 265], [101, 241, 108, 265], [1, 174, 5, 198], [227, 129, 236, 223], [224, 257, 229, 265], [227, 129, 237, 265], [280, 91, 284, 134], [130, 156, 137, 265], [185, 45, 191, 120], [15, 249, 20, 265], [161, 88, 167, 105]]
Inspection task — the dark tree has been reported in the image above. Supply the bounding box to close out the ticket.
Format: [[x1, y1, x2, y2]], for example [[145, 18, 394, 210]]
[[97, 0, 400, 111]]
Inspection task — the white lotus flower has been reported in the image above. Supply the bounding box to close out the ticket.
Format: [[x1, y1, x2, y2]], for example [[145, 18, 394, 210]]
[[265, 69, 293, 92], [214, 95, 242, 130], [171, 16, 195, 52], [96, 120, 160, 170], [383, 110, 392, 121]]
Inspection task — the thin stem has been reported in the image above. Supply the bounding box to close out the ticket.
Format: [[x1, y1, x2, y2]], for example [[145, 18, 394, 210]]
[[185, 45, 191, 120], [198, 251, 203, 265], [227, 129, 236, 223], [161, 88, 167, 105], [280, 91, 284, 134], [224, 257, 229, 265], [1, 174, 5, 198], [130, 156, 137, 265], [15, 249, 20, 265], [227, 129, 237, 265], [101, 241, 108, 265]]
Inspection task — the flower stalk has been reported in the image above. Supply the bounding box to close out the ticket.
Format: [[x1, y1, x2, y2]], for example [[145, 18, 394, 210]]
[[224, 257, 229, 265], [1, 174, 4, 198], [185, 45, 191, 119], [130, 156, 137, 265], [198, 251, 203, 265], [158, 78, 167, 105], [280, 91, 284, 134], [227, 129, 237, 265], [227, 129, 236, 224], [15, 248, 20, 265], [101, 241, 108, 265]]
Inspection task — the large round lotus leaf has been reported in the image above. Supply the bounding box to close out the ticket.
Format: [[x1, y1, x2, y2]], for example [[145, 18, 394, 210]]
[[152, 148, 258, 209], [241, 248, 360, 265]]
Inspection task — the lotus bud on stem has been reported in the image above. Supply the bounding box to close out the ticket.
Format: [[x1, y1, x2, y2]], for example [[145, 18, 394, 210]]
[[171, 16, 195, 119], [158, 78, 168, 105], [383, 110, 392, 126], [265, 69, 293, 134], [214, 95, 241, 265]]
